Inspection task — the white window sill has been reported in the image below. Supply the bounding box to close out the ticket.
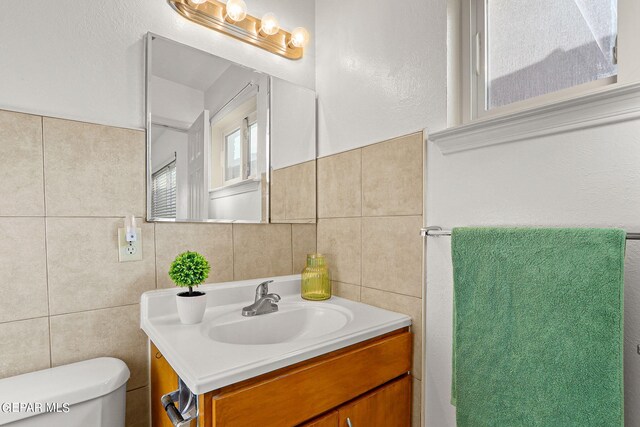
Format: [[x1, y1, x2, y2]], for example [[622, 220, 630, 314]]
[[430, 82, 640, 154], [209, 178, 261, 199]]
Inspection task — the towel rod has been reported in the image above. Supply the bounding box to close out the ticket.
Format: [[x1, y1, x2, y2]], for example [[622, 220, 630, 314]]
[[421, 226, 640, 240]]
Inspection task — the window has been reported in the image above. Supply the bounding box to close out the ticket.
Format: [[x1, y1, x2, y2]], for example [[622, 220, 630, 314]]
[[151, 159, 177, 218], [468, 0, 618, 119]]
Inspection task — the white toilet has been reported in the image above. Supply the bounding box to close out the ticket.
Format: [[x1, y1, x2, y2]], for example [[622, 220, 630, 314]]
[[0, 357, 130, 427]]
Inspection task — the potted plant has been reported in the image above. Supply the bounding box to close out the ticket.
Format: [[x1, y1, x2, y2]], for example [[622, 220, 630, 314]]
[[169, 251, 211, 325]]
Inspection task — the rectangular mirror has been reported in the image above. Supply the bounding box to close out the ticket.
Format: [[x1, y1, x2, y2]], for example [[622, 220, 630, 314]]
[[146, 33, 316, 223]]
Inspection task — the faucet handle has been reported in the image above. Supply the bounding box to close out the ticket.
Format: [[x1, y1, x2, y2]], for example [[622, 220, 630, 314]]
[[265, 293, 281, 303], [255, 280, 274, 300]]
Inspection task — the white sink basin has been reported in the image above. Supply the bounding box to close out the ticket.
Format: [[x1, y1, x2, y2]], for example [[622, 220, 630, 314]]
[[204, 303, 352, 345], [140, 275, 411, 394]]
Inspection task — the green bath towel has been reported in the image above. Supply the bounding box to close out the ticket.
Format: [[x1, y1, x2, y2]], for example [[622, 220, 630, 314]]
[[451, 228, 624, 427]]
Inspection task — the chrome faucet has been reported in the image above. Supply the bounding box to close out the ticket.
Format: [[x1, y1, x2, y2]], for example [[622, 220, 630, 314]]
[[241, 280, 281, 317]]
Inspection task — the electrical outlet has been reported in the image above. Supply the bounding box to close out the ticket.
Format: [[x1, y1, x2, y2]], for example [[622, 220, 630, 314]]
[[118, 228, 142, 262]]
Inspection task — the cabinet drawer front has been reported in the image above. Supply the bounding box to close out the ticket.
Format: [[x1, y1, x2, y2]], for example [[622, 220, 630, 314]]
[[210, 330, 412, 427]]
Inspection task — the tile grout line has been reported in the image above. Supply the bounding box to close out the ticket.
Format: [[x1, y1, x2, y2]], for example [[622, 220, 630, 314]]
[[0, 315, 50, 326], [315, 213, 423, 220], [359, 148, 363, 301], [359, 148, 363, 218], [285, 168, 289, 221], [45, 302, 141, 319], [40, 116, 47, 218], [231, 224, 236, 280], [40, 116, 53, 368], [290, 224, 294, 274], [360, 285, 423, 301]]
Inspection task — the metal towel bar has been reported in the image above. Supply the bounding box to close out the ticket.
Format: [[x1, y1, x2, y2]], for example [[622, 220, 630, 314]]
[[421, 226, 640, 240]]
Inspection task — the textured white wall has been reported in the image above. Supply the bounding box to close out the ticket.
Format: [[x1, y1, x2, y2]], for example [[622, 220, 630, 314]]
[[314, 1, 640, 425], [426, 122, 640, 425], [315, 0, 447, 157], [0, 0, 315, 130]]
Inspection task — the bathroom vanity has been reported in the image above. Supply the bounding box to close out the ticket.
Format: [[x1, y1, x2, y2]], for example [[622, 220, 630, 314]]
[[141, 275, 413, 427]]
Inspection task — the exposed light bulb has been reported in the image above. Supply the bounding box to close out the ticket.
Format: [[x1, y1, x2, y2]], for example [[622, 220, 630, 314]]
[[259, 13, 280, 36], [225, 0, 247, 22], [288, 27, 310, 49], [191, 0, 207, 4]]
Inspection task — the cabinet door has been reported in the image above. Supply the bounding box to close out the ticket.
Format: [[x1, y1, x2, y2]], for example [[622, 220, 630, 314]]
[[338, 375, 411, 427], [150, 342, 179, 427], [300, 410, 339, 427]]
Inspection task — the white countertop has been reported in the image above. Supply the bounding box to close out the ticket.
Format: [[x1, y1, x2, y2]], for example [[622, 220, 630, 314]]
[[140, 275, 412, 395]]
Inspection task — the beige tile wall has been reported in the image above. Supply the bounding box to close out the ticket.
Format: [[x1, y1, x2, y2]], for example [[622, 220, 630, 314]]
[[0, 110, 317, 427], [1, 109, 423, 426], [316, 132, 424, 427], [270, 160, 317, 223]]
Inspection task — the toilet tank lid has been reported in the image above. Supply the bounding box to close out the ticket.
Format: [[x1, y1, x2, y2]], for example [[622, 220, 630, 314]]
[[0, 357, 130, 424]]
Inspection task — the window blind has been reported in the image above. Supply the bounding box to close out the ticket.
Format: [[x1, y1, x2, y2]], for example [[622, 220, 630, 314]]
[[152, 159, 177, 218]]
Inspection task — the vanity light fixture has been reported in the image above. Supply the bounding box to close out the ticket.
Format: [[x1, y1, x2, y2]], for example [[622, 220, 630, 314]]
[[168, 0, 310, 60], [259, 13, 280, 36], [288, 27, 310, 49], [224, 0, 247, 23]]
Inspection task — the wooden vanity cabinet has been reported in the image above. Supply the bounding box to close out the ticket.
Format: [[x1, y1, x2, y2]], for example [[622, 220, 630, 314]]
[[299, 376, 411, 427], [150, 343, 180, 427], [151, 328, 412, 427], [336, 375, 411, 427], [300, 411, 339, 427]]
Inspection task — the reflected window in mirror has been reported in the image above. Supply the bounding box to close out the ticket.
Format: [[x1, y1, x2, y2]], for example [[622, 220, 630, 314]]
[[224, 129, 241, 182], [214, 105, 258, 187]]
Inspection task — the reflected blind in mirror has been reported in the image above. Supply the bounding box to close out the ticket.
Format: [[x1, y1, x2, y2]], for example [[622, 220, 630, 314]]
[[152, 159, 177, 218]]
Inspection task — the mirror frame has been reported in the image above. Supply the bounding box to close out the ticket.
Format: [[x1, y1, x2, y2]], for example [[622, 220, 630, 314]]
[[145, 32, 271, 224]]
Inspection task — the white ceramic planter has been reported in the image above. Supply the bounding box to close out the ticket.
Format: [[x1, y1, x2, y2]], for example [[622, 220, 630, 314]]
[[176, 292, 207, 325]]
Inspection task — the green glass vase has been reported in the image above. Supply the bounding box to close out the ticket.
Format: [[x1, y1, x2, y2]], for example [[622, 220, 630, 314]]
[[301, 253, 331, 301]]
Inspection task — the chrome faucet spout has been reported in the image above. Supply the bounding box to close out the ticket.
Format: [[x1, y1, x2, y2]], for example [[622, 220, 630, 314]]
[[242, 281, 280, 317], [254, 280, 274, 301]]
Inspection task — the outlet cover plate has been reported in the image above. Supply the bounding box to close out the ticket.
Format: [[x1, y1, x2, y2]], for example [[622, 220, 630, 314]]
[[118, 228, 142, 262]]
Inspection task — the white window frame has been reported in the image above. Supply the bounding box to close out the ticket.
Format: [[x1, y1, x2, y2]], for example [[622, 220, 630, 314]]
[[246, 120, 259, 179], [459, 0, 640, 124], [221, 111, 258, 185]]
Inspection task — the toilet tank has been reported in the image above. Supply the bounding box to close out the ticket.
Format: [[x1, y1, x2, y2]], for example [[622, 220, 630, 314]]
[[0, 358, 130, 427]]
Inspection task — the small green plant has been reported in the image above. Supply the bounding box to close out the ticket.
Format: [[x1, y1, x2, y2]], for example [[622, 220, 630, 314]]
[[169, 251, 211, 296]]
